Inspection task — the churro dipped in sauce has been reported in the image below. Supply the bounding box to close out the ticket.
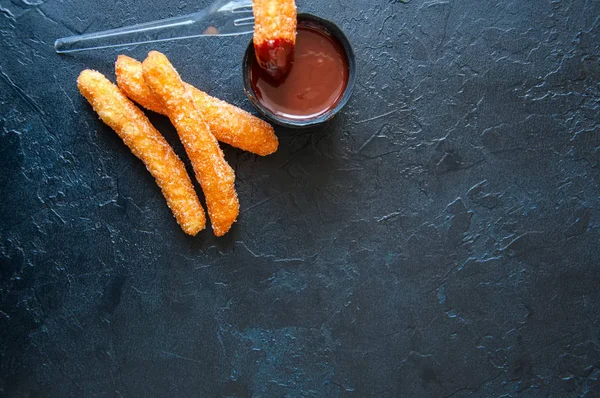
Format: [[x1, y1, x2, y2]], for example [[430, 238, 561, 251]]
[[252, 0, 297, 79]]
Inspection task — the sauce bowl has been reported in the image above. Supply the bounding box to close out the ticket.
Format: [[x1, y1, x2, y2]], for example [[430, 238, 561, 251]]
[[242, 13, 356, 128]]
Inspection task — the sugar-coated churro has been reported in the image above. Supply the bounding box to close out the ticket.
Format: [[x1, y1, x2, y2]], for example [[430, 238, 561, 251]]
[[77, 69, 206, 236], [252, 0, 297, 79], [142, 51, 239, 237], [115, 55, 278, 156]]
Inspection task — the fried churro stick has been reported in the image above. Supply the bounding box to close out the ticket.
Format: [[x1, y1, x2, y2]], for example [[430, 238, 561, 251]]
[[115, 55, 278, 156], [77, 70, 206, 236], [252, 0, 297, 79], [142, 51, 239, 237]]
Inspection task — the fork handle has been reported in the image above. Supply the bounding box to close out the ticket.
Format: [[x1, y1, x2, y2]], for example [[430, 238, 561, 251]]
[[55, 12, 212, 53]]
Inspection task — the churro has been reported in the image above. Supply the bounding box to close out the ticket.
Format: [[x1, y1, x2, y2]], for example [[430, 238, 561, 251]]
[[77, 69, 206, 236], [252, 0, 297, 79], [142, 51, 239, 237], [115, 55, 278, 156]]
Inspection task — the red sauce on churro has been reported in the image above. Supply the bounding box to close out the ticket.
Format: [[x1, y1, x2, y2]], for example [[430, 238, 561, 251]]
[[254, 38, 294, 80], [249, 20, 349, 120]]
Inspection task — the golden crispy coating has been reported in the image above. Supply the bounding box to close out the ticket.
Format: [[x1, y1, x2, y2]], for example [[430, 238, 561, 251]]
[[115, 55, 164, 114], [115, 55, 278, 156], [252, 0, 297, 45], [142, 51, 239, 237], [77, 69, 206, 236], [252, 0, 297, 78]]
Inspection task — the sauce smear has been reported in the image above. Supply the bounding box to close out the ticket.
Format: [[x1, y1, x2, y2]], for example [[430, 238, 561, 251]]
[[249, 21, 349, 120], [254, 38, 294, 80]]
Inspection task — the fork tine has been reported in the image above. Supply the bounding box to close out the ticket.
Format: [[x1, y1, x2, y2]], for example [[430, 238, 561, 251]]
[[234, 16, 255, 26], [232, 5, 253, 13]]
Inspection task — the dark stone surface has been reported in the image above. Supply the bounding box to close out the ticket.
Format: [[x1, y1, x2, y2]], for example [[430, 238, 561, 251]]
[[1, 0, 599, 396]]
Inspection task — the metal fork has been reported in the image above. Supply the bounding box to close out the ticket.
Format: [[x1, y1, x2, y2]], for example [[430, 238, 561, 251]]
[[54, 0, 254, 53]]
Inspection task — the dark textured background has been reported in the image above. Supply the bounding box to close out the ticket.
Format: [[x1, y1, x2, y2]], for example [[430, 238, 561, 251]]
[[1, 0, 599, 396]]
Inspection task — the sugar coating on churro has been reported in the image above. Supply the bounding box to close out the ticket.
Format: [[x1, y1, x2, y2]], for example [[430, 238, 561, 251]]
[[192, 88, 278, 156], [142, 51, 239, 237], [77, 69, 206, 236], [115, 55, 164, 114], [252, 0, 297, 45], [115, 55, 278, 156]]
